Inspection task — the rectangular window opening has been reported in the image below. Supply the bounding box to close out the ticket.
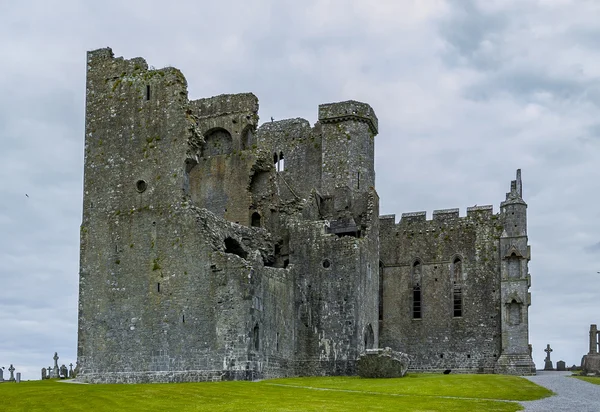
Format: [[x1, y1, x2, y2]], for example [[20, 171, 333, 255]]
[[413, 288, 422, 319], [453, 286, 462, 317], [146, 85, 151, 100], [157, 282, 160, 293]]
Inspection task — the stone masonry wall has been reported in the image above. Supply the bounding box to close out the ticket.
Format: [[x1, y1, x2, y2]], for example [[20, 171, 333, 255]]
[[379, 207, 503, 373]]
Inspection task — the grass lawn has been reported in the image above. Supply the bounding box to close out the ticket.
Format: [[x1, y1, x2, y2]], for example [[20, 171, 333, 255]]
[[574, 375, 600, 385], [2, 374, 552, 412]]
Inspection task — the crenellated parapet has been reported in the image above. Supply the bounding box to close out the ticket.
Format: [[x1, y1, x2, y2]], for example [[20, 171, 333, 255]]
[[380, 205, 496, 227]]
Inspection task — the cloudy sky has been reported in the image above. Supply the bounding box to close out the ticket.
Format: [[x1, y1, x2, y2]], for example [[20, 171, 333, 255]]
[[2, 0, 599, 379]]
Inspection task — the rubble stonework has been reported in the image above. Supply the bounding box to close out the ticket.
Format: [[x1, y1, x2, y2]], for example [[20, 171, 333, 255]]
[[357, 348, 410, 378], [76, 48, 535, 383]]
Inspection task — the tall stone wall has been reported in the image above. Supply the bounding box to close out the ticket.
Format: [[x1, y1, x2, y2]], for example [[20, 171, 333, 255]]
[[379, 207, 503, 373]]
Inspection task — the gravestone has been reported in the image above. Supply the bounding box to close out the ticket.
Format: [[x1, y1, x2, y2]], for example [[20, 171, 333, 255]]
[[0, 367, 4, 382], [16, 372, 21, 383], [53, 352, 60, 378], [556, 360, 566, 371], [41, 368, 47, 380], [73, 361, 80, 378], [544, 344, 554, 371], [69, 363, 74, 378], [8, 364, 15, 381], [60, 364, 68, 379]]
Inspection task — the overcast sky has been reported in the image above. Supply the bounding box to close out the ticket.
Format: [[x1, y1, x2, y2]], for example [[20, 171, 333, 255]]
[[2, 0, 599, 380]]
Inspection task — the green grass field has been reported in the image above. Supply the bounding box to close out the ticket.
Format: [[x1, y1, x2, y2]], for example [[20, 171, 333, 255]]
[[574, 375, 600, 385], [2, 374, 552, 412]]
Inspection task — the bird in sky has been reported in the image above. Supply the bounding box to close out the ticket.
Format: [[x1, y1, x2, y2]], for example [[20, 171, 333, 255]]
[[25, 194, 29, 198]]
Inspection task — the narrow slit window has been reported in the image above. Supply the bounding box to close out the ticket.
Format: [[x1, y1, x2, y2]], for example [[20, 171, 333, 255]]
[[453, 257, 463, 317], [453, 285, 462, 317], [146, 85, 151, 100], [412, 261, 422, 319], [253, 324, 260, 351], [413, 286, 422, 319], [157, 282, 160, 292]]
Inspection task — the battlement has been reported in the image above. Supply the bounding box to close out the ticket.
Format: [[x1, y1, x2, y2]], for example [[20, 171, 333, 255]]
[[191, 93, 259, 119], [380, 205, 495, 225], [87, 47, 149, 72], [318, 100, 378, 134]]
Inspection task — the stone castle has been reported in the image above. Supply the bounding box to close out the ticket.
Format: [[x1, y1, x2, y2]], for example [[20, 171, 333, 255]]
[[77, 48, 535, 383]]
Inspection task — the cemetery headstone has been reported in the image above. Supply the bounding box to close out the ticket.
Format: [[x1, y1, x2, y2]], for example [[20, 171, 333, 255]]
[[544, 344, 554, 370], [53, 352, 60, 378]]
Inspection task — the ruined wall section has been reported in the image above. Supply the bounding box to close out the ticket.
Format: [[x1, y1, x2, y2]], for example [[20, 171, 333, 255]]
[[186, 94, 261, 226], [379, 207, 503, 372], [79, 48, 295, 383], [288, 208, 379, 376], [79, 48, 195, 380]]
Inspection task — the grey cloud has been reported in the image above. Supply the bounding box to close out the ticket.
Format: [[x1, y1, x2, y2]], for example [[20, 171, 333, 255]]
[[584, 242, 600, 253], [438, 0, 508, 70]]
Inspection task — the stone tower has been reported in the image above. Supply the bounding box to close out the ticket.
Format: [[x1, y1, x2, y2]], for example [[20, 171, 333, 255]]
[[495, 170, 536, 374]]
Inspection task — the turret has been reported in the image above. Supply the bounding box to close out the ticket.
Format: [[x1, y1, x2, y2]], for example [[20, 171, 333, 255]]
[[495, 169, 536, 374], [318, 101, 378, 195]]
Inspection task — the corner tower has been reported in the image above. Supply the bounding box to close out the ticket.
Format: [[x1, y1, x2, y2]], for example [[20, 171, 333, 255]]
[[318, 101, 377, 195], [495, 170, 536, 374]]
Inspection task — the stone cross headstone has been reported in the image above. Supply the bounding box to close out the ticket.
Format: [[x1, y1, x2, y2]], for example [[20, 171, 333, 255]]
[[69, 363, 74, 378], [16, 372, 21, 383], [8, 364, 15, 381], [41, 368, 47, 380], [557, 360, 566, 371], [0, 367, 4, 382], [544, 344, 554, 370], [53, 352, 60, 378]]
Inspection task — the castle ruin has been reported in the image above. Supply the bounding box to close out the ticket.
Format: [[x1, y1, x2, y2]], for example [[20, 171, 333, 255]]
[[76, 48, 535, 383]]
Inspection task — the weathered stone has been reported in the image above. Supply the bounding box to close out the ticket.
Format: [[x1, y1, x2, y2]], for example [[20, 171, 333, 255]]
[[544, 344, 554, 371], [357, 348, 410, 378], [41, 368, 46, 380], [53, 352, 60, 378], [60, 365, 68, 379], [76, 48, 535, 383], [556, 360, 566, 371], [8, 364, 15, 381]]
